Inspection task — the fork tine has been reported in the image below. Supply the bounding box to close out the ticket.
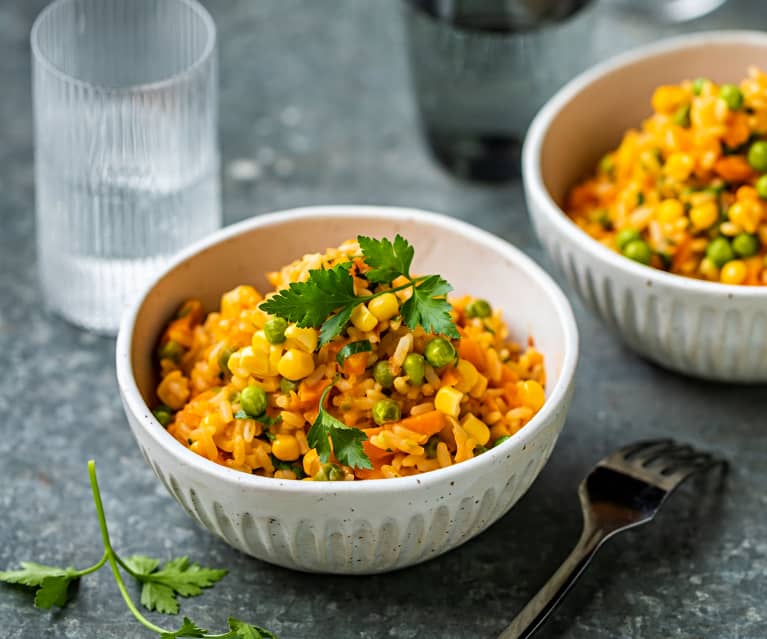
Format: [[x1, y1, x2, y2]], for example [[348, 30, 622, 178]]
[[615, 438, 675, 460], [627, 439, 678, 465], [661, 455, 727, 489]]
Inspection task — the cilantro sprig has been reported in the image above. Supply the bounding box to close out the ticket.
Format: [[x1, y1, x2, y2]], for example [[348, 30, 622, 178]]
[[0, 461, 277, 639], [260, 235, 459, 346], [307, 383, 372, 470]]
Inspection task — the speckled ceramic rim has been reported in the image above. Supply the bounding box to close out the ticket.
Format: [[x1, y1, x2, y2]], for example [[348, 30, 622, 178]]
[[116, 206, 579, 494], [524, 30, 767, 300]]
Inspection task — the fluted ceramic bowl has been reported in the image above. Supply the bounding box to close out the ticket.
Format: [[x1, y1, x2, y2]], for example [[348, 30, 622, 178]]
[[524, 31, 767, 383], [116, 206, 579, 574]]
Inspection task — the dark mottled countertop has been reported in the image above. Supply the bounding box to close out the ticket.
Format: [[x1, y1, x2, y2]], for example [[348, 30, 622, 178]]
[[1, 1, 765, 638]]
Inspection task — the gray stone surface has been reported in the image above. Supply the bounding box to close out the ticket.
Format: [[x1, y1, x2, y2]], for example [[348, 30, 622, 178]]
[[1, 1, 766, 637]]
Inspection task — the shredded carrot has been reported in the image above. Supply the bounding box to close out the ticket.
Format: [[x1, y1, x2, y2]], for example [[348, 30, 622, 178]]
[[396, 411, 446, 437]]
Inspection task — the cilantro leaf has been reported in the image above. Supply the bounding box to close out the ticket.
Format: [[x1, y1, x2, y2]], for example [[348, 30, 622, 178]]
[[159, 617, 207, 639], [307, 385, 372, 470], [234, 410, 282, 427], [401, 275, 459, 338], [358, 234, 414, 282], [0, 561, 76, 588], [259, 263, 357, 329], [331, 427, 372, 470], [318, 304, 355, 347], [228, 617, 279, 639], [336, 339, 372, 365], [34, 576, 72, 609], [0, 561, 80, 609], [125, 555, 227, 614]]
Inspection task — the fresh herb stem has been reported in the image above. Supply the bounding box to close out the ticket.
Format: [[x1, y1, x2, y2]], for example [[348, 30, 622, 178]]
[[88, 461, 167, 636], [73, 552, 109, 577]]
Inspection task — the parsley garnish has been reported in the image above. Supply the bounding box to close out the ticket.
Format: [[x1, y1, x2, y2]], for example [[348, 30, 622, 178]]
[[336, 339, 372, 365], [260, 235, 458, 346], [306, 383, 372, 470], [0, 461, 277, 639]]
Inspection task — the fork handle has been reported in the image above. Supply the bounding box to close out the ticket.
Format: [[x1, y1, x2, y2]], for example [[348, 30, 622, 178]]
[[496, 525, 606, 639]]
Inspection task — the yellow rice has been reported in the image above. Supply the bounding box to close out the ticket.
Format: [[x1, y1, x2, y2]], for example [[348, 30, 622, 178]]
[[154, 240, 546, 481]]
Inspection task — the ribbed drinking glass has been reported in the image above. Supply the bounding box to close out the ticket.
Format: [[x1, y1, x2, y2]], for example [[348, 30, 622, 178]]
[[31, 0, 220, 334]]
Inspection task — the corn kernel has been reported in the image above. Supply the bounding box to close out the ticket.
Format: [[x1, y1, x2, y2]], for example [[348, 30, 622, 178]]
[[251, 330, 270, 353], [277, 348, 315, 380], [434, 386, 464, 417], [689, 201, 719, 230], [368, 293, 400, 321], [284, 325, 318, 352], [221, 285, 262, 318], [350, 303, 378, 332], [721, 259, 748, 284], [229, 345, 271, 378], [657, 199, 685, 224], [461, 414, 490, 446], [303, 448, 320, 476], [664, 153, 695, 181], [652, 85, 688, 114], [518, 380, 545, 412], [454, 359, 479, 393], [272, 434, 300, 461], [469, 373, 489, 399]]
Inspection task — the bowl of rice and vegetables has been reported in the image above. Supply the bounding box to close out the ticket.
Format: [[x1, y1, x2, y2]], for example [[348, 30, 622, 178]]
[[117, 207, 578, 573], [524, 31, 767, 382]]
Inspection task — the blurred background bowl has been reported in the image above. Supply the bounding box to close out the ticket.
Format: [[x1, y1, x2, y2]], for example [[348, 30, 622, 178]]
[[116, 206, 579, 574], [524, 30, 767, 382]]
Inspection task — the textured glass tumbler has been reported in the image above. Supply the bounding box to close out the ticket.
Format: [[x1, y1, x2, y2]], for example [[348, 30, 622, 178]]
[[31, 0, 220, 334], [403, 0, 596, 182]]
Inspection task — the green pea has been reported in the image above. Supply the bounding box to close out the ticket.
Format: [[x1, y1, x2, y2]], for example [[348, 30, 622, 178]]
[[616, 228, 642, 251], [748, 140, 767, 172], [424, 435, 439, 459], [372, 398, 401, 425], [473, 445, 488, 455], [264, 317, 288, 344], [465, 299, 492, 318], [622, 240, 652, 265], [280, 377, 299, 393], [314, 463, 345, 481], [706, 237, 735, 268], [599, 153, 615, 175], [217, 346, 234, 375], [692, 77, 708, 96], [424, 337, 457, 368], [158, 340, 184, 363], [403, 353, 425, 385], [672, 103, 690, 128], [756, 174, 767, 200], [152, 405, 173, 427], [720, 84, 744, 110], [239, 385, 268, 417], [733, 233, 759, 258], [373, 360, 395, 389], [493, 435, 511, 447]]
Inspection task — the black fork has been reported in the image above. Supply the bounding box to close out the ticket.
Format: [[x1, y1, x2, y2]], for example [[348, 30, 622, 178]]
[[497, 439, 726, 639]]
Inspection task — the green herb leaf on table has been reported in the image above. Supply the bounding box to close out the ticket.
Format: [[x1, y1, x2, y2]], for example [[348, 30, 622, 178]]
[[228, 617, 279, 639], [0, 561, 85, 609], [401, 275, 459, 339], [159, 617, 207, 639], [1, 461, 277, 639], [357, 234, 414, 283], [125, 555, 227, 615], [307, 384, 372, 470]]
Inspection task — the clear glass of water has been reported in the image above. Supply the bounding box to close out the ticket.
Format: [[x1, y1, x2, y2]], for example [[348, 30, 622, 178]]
[[403, 0, 596, 182], [31, 0, 220, 334]]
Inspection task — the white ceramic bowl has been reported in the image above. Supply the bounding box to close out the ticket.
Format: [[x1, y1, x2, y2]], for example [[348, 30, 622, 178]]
[[116, 206, 578, 574], [524, 31, 767, 383]]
